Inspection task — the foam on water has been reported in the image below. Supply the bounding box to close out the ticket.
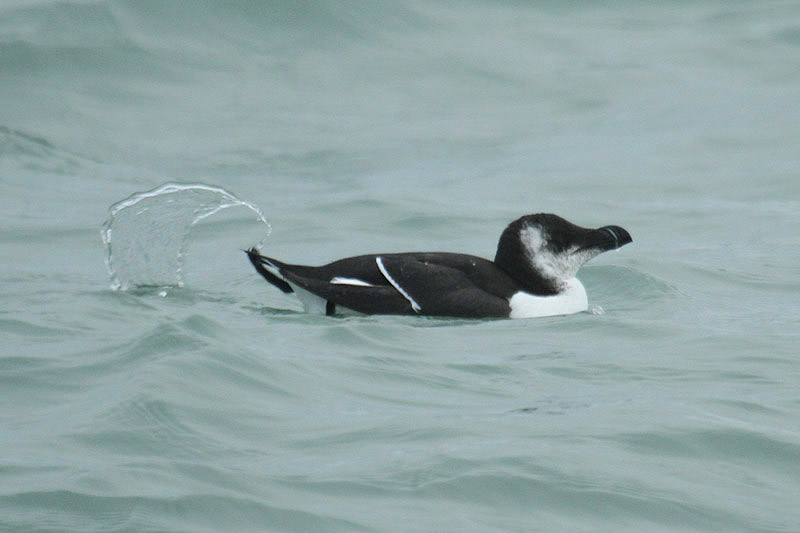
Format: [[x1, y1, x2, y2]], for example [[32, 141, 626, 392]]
[[102, 183, 271, 291]]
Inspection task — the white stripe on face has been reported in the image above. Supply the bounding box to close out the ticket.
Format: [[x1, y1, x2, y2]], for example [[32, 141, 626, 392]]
[[520, 225, 600, 285]]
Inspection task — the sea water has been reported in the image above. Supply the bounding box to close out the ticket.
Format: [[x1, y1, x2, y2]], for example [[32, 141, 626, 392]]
[[2, 1, 799, 531]]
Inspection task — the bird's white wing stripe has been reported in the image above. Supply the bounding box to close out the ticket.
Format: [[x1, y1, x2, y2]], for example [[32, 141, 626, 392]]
[[330, 277, 374, 287], [375, 257, 421, 313]]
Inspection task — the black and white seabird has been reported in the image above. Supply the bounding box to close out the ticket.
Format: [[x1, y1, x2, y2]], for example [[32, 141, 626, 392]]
[[246, 213, 632, 319]]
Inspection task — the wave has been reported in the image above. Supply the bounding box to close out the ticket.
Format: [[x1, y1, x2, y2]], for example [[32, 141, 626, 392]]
[[0, 0, 422, 77], [0, 490, 367, 532], [0, 125, 89, 173]]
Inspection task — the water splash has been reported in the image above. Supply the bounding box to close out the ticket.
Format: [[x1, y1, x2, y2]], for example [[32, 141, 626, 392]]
[[102, 183, 271, 290]]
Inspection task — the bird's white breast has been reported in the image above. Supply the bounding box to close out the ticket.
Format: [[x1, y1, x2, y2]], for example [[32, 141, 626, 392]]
[[507, 278, 588, 319]]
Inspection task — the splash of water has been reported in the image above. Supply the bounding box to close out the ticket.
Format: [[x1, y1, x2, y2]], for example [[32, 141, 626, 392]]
[[102, 183, 271, 290]]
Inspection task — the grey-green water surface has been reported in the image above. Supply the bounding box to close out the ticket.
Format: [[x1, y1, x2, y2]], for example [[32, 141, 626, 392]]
[[2, 1, 799, 531]]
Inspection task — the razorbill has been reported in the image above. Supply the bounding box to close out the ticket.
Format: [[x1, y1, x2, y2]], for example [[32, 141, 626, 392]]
[[246, 213, 631, 319]]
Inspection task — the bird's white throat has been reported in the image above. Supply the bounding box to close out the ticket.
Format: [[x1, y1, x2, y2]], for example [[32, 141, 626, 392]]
[[507, 277, 588, 319]]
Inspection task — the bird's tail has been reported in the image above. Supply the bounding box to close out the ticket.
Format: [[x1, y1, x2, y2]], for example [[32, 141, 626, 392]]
[[245, 248, 294, 293]]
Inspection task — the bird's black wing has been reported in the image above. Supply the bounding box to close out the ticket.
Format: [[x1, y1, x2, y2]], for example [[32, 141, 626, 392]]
[[374, 254, 511, 318], [247, 249, 514, 317]]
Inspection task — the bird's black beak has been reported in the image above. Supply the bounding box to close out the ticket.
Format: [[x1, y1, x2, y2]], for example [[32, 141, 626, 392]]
[[595, 225, 633, 251], [574, 225, 632, 254]]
